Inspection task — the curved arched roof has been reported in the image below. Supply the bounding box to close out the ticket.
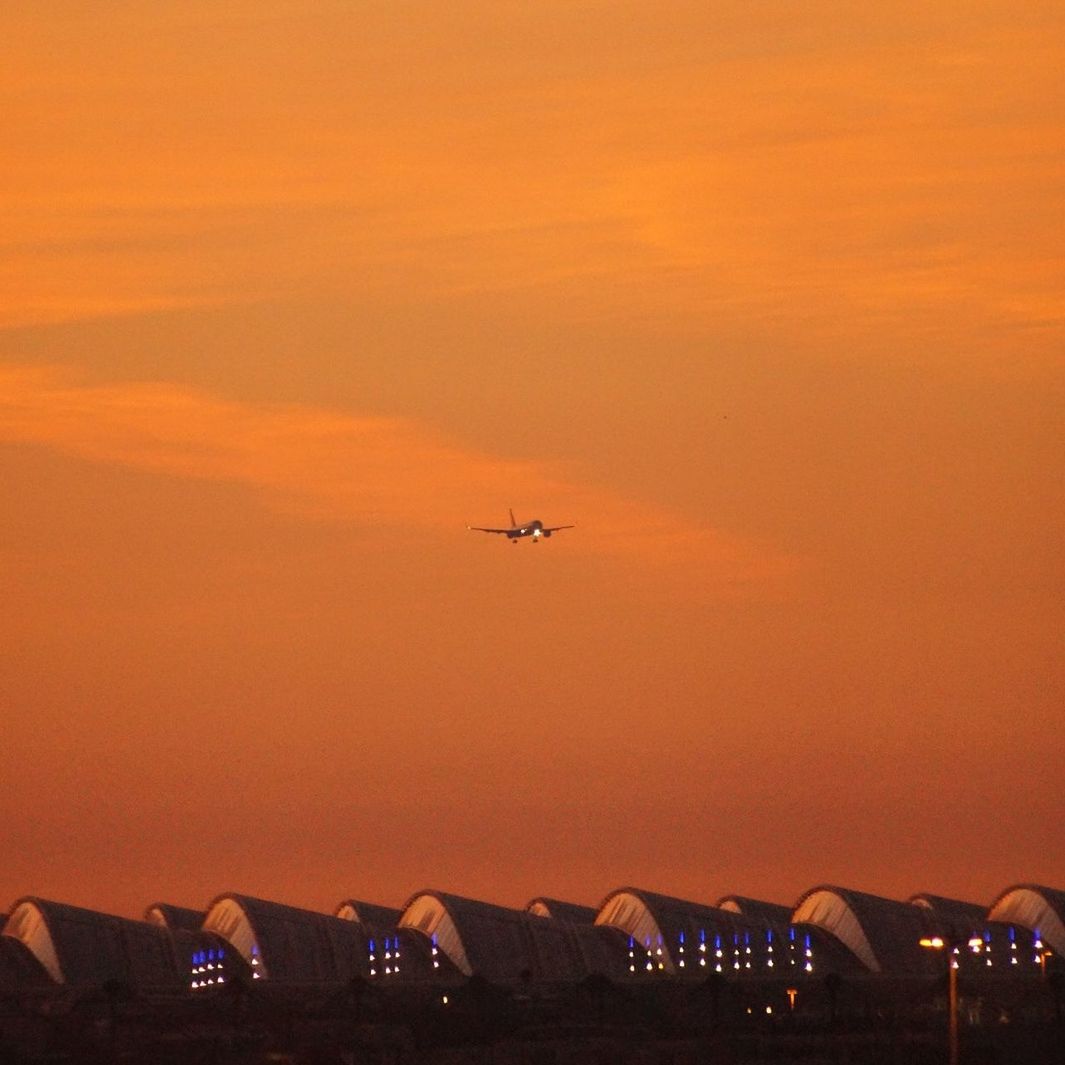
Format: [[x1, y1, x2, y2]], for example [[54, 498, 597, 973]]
[[204, 894, 365, 984], [792, 886, 932, 974], [988, 884, 1065, 956], [908, 894, 986, 941], [334, 899, 403, 937], [401, 892, 474, 975], [400, 890, 621, 984], [2, 897, 181, 987], [525, 898, 597, 924], [716, 895, 793, 926], [144, 903, 205, 932], [595, 888, 765, 975]]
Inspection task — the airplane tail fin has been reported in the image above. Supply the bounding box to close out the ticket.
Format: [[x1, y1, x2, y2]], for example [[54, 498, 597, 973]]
[[509, 508, 517, 528]]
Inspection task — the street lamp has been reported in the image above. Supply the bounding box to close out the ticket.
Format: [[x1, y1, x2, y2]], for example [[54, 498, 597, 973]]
[[1035, 939, 1053, 980], [919, 935, 976, 1065]]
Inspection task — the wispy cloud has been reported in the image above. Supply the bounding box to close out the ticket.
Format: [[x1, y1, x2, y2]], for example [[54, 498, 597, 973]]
[[0, 364, 791, 588]]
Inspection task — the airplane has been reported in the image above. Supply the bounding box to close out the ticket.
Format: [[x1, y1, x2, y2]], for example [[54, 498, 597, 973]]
[[467, 509, 575, 543]]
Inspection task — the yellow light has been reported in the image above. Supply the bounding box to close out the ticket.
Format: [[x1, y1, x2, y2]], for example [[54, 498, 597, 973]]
[[919, 937, 944, 949]]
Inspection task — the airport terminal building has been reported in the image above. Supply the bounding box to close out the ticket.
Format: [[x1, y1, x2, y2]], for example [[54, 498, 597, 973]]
[[2, 879, 1060, 994]]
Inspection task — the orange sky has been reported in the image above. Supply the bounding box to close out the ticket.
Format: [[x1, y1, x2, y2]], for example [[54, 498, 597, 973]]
[[1, 1, 1062, 920]]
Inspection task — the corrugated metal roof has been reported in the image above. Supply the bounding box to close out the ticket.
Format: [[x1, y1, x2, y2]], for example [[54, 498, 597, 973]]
[[716, 895, 794, 926], [988, 884, 1065, 956], [400, 890, 626, 984], [204, 893, 367, 985], [3, 897, 182, 988], [908, 893, 987, 941], [793, 886, 936, 975], [144, 902, 206, 932], [595, 887, 780, 976], [334, 899, 403, 938], [525, 897, 597, 924]]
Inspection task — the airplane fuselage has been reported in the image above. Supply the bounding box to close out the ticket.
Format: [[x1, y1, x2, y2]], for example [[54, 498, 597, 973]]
[[508, 519, 548, 539], [467, 512, 573, 541]]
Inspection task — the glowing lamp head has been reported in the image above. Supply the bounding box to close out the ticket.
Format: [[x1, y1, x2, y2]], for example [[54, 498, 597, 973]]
[[919, 937, 945, 949]]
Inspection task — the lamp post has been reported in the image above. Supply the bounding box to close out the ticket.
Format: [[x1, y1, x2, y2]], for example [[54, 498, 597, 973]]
[[919, 935, 978, 1065], [1034, 939, 1053, 980]]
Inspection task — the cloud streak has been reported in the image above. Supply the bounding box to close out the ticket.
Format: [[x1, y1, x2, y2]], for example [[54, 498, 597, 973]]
[[0, 364, 791, 588]]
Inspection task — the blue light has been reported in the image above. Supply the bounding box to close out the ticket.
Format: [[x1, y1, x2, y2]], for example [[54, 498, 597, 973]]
[[629, 936, 635, 948], [804, 934, 812, 949], [679, 932, 685, 944], [208, 949, 215, 961], [789, 927, 797, 942], [767, 930, 773, 943], [1009, 926, 1016, 942], [218, 948, 224, 959], [699, 930, 706, 944]]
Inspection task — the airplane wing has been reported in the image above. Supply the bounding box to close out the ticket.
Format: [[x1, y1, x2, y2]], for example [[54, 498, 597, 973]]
[[467, 525, 511, 534], [542, 525, 575, 533]]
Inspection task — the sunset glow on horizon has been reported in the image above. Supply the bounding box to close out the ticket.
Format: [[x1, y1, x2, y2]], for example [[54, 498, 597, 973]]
[[1, 1, 1062, 920]]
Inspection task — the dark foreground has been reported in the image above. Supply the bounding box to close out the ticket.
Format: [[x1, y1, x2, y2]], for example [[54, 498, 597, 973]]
[[1, 973, 1062, 1065]]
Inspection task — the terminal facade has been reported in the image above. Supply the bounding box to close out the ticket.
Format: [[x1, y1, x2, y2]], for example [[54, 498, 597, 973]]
[[1, 881, 1061, 994]]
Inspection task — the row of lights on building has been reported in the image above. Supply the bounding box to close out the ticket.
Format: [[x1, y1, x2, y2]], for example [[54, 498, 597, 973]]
[[188, 925, 1049, 990], [190, 947, 225, 990], [919, 928, 1050, 970], [627, 928, 815, 976], [368, 936, 402, 977]]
